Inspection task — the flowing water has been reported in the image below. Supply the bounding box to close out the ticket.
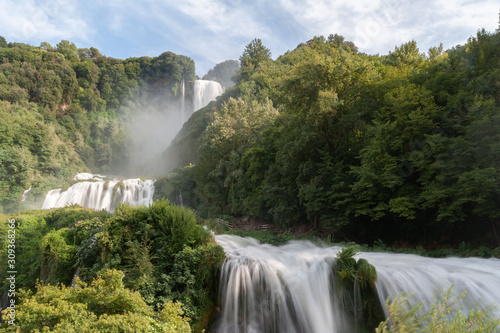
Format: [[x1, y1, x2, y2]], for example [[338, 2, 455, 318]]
[[193, 79, 224, 111], [215, 234, 500, 333], [181, 79, 186, 124], [21, 186, 31, 202], [41, 173, 155, 213]]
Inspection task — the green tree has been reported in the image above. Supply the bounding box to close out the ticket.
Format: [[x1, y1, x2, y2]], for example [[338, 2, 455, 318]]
[[1, 269, 191, 333], [327, 33, 359, 53], [236, 38, 272, 83], [197, 97, 278, 215], [203, 59, 240, 88], [40, 41, 54, 51], [56, 40, 79, 62]]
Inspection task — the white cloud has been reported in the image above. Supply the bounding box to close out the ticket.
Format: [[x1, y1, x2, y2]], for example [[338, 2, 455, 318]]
[[0, 0, 90, 43], [109, 14, 123, 32], [127, 0, 498, 74], [174, 0, 248, 36], [1, 0, 497, 76], [104, 0, 272, 74], [277, 0, 498, 55]]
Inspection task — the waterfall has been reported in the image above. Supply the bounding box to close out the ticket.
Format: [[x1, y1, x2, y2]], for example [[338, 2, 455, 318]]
[[362, 251, 500, 317], [193, 79, 224, 112], [181, 79, 186, 124], [215, 235, 500, 333], [21, 186, 31, 202], [178, 191, 183, 207], [41, 173, 155, 213]]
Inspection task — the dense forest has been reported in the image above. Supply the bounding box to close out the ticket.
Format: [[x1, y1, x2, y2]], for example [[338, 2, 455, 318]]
[[162, 29, 500, 248]]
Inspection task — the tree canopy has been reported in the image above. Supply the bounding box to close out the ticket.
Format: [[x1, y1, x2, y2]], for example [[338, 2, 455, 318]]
[[166, 28, 500, 248]]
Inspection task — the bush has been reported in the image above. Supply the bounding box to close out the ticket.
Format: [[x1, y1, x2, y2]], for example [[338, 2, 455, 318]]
[[0, 207, 107, 292], [40, 228, 76, 285], [1, 202, 224, 332], [0, 269, 191, 332]]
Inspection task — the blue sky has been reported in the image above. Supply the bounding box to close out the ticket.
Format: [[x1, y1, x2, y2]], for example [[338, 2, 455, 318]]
[[0, 0, 498, 76]]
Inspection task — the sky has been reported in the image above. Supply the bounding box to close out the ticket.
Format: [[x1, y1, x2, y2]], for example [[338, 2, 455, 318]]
[[0, 0, 498, 77]]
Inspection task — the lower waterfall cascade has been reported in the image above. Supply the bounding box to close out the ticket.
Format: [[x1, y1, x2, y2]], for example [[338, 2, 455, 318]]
[[215, 234, 500, 333], [41, 173, 155, 213]]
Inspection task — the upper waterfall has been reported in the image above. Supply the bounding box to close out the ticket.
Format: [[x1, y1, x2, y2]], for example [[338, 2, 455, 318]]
[[193, 79, 224, 111], [41, 173, 155, 213], [180, 79, 186, 124]]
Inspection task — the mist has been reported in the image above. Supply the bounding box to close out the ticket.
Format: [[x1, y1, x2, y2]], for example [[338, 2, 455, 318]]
[[121, 79, 223, 178], [122, 89, 189, 177]]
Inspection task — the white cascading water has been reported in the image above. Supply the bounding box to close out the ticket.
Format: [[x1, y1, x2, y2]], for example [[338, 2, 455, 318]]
[[181, 79, 186, 124], [41, 173, 155, 213], [215, 235, 500, 333], [178, 192, 183, 207], [362, 251, 500, 319], [21, 186, 31, 202], [193, 79, 224, 112]]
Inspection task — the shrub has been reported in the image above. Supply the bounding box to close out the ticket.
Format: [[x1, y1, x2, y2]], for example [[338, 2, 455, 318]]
[[0, 269, 191, 333]]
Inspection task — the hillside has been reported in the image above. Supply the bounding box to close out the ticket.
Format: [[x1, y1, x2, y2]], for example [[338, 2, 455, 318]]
[[0, 37, 195, 213], [161, 32, 500, 248]]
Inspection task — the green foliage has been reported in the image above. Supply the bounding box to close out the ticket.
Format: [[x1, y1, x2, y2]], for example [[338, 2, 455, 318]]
[[159, 301, 192, 333], [153, 165, 198, 209], [169, 27, 500, 248], [40, 228, 76, 285], [0, 207, 109, 291], [0, 101, 84, 212], [156, 242, 225, 331], [336, 246, 377, 289], [85, 201, 220, 331], [203, 59, 240, 88], [334, 246, 383, 331], [387, 40, 424, 66], [1, 203, 224, 332], [97, 200, 209, 283], [356, 258, 378, 289], [377, 292, 423, 333], [336, 249, 366, 298], [195, 97, 279, 217], [1, 269, 191, 333], [235, 38, 272, 84], [240, 38, 272, 68]]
